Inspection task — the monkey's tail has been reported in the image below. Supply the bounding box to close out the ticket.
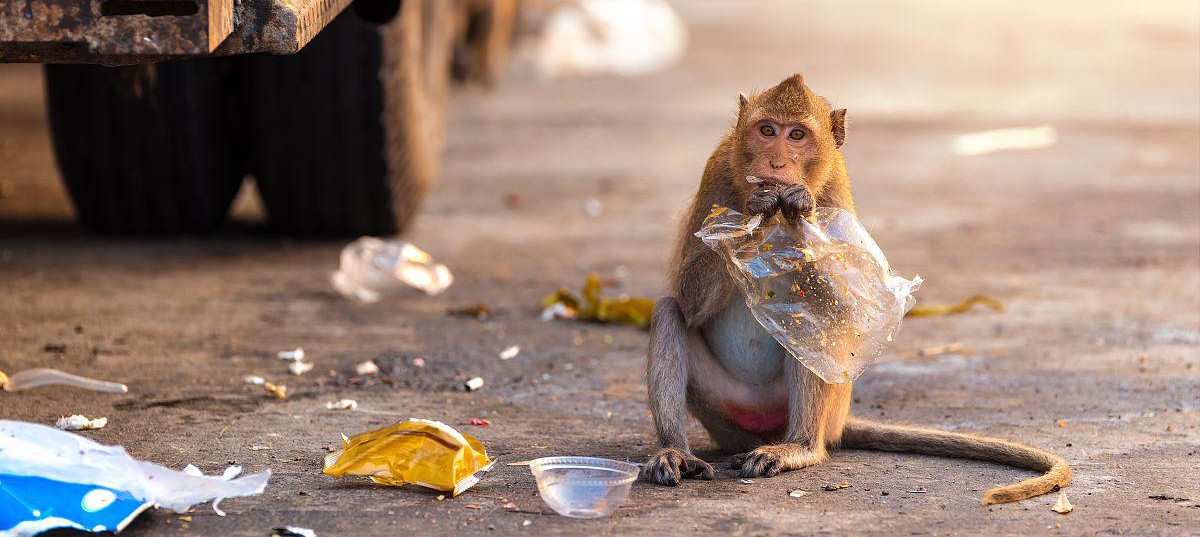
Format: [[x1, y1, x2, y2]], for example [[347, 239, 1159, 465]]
[[840, 417, 1070, 505]]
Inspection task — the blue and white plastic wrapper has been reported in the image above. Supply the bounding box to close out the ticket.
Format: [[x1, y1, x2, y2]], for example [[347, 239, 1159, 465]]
[[0, 420, 270, 537], [695, 205, 922, 383]]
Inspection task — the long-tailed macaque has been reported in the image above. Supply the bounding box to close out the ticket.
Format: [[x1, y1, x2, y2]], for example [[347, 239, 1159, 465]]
[[643, 74, 1070, 505]]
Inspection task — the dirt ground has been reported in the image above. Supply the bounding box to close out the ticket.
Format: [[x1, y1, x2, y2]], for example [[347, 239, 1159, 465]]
[[1, 1, 1198, 536]]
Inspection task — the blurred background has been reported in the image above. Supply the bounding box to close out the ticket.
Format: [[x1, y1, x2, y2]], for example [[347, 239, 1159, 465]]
[[0, 1, 1197, 535]]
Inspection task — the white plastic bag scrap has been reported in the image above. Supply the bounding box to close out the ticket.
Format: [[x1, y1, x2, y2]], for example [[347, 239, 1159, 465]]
[[331, 237, 453, 302], [532, 0, 688, 79], [695, 206, 921, 383], [0, 420, 270, 514]]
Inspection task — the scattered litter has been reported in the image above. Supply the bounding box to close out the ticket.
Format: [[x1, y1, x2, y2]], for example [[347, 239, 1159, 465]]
[[464, 377, 485, 391], [529, 456, 637, 518], [788, 489, 810, 498], [499, 345, 521, 360], [249, 445, 272, 451], [0, 367, 127, 393], [526, 0, 688, 79], [522, 520, 532, 527], [355, 360, 380, 376], [272, 527, 316, 537], [411, 357, 427, 368], [739, 479, 754, 485], [906, 487, 927, 493], [0, 420, 269, 536], [952, 124, 1058, 156], [277, 348, 306, 362], [906, 295, 1004, 318], [582, 198, 604, 217], [1057, 420, 1068, 428], [54, 415, 107, 431], [696, 205, 921, 383], [449, 303, 495, 321], [1051, 490, 1073, 514], [541, 275, 655, 329], [243, 375, 265, 386], [469, 419, 491, 426], [331, 237, 453, 302], [323, 419, 494, 496], [822, 481, 852, 491], [264, 382, 288, 399], [288, 361, 314, 376], [436, 494, 446, 501], [325, 399, 358, 411], [507, 461, 532, 466]]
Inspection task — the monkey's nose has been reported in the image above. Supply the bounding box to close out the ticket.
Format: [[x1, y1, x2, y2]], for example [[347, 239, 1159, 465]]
[[770, 161, 785, 169]]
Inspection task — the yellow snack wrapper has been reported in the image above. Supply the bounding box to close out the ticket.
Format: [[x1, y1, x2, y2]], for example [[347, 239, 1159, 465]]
[[323, 418, 494, 496]]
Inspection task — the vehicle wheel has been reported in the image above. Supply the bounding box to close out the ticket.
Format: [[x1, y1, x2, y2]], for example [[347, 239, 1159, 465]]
[[43, 60, 243, 233], [238, 0, 455, 237]]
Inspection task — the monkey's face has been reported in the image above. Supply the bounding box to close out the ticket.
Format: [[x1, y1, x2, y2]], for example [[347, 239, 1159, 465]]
[[740, 114, 825, 187]]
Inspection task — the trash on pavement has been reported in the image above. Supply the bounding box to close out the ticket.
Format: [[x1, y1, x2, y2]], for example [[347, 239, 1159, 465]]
[[272, 526, 316, 537], [541, 275, 655, 329], [288, 361, 314, 376], [822, 481, 852, 491], [1052, 490, 1073, 514], [323, 419, 494, 496], [264, 382, 288, 399], [788, 489, 810, 498], [696, 205, 922, 383], [499, 345, 521, 360], [527, 0, 688, 79], [355, 360, 379, 375], [0, 420, 269, 536], [277, 348, 306, 362], [464, 377, 485, 391], [325, 399, 358, 411], [0, 367, 127, 393], [952, 124, 1057, 156], [54, 415, 107, 431], [331, 237, 453, 302], [529, 456, 637, 519], [469, 419, 491, 426], [906, 294, 1005, 317], [243, 375, 266, 385]]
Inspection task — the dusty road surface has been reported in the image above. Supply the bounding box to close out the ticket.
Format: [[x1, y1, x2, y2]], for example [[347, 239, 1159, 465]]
[[1, 1, 1198, 536]]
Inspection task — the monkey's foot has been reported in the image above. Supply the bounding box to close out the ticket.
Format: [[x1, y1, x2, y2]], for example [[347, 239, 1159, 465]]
[[642, 448, 715, 486], [731, 444, 826, 478]]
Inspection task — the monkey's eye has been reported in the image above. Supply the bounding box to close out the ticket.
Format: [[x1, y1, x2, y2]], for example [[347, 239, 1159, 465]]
[[788, 128, 805, 141], [759, 125, 776, 137]]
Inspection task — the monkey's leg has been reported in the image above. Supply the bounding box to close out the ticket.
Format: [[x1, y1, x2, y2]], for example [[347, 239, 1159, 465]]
[[643, 297, 716, 486], [732, 358, 852, 478]]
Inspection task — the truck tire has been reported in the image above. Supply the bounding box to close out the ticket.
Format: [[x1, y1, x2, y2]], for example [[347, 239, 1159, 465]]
[[43, 60, 243, 233], [239, 0, 455, 236]]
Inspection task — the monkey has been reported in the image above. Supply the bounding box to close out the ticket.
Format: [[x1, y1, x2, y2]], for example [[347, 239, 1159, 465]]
[[642, 74, 1070, 505]]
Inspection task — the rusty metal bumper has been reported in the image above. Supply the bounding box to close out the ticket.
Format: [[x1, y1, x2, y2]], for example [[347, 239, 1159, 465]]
[[0, 0, 355, 63]]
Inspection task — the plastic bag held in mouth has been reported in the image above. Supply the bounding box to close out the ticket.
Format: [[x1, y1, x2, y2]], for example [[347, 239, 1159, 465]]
[[695, 205, 921, 383]]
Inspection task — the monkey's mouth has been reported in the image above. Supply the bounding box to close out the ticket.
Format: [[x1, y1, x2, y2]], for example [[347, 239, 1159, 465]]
[[747, 174, 797, 186]]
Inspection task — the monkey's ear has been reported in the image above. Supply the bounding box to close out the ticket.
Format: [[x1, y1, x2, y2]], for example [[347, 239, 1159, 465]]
[[738, 92, 748, 111], [831, 108, 847, 148]]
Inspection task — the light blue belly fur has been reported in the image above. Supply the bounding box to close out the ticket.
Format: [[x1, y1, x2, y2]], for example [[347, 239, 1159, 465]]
[[702, 296, 787, 385]]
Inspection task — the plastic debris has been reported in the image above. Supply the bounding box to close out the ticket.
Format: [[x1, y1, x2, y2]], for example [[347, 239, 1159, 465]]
[[54, 415, 107, 431], [325, 399, 358, 411], [264, 382, 288, 399], [906, 294, 1004, 317], [411, 357, 427, 368], [541, 275, 655, 329], [277, 348, 306, 362], [822, 481, 852, 491], [1052, 490, 1073, 514], [355, 360, 379, 375], [243, 375, 266, 385], [527, 0, 688, 79], [953, 124, 1057, 156], [288, 361, 314, 376], [323, 419, 495, 496], [331, 237, 453, 302], [0, 420, 269, 536], [788, 489, 810, 498], [273, 527, 317, 537], [469, 419, 491, 426], [499, 345, 521, 360], [464, 377, 485, 391], [696, 205, 921, 383], [0, 367, 127, 393]]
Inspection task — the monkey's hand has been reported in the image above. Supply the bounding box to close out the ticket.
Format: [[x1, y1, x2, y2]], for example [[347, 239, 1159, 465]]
[[778, 184, 815, 222], [643, 447, 715, 486], [731, 444, 826, 478], [746, 184, 783, 218]]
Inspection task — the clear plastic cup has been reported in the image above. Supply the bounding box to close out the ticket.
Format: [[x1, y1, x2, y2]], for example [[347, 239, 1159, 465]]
[[529, 456, 638, 519]]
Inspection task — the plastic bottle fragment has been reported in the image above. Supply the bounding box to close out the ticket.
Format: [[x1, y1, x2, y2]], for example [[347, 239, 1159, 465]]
[[325, 399, 357, 411], [464, 377, 485, 391], [0, 420, 269, 536], [323, 419, 494, 496], [55, 415, 107, 431], [0, 368, 127, 393], [695, 205, 921, 383], [331, 237, 453, 302], [277, 348, 305, 361]]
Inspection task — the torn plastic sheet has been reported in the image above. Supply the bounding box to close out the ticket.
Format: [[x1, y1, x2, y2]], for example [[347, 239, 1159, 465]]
[[0, 421, 269, 537], [0, 368, 127, 393], [695, 205, 921, 383], [331, 237, 453, 302]]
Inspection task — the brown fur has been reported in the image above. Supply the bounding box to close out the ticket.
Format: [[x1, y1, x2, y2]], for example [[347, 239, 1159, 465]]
[[644, 74, 1070, 505]]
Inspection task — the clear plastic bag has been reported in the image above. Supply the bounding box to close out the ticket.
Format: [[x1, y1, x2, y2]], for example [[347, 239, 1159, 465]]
[[695, 205, 921, 383]]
